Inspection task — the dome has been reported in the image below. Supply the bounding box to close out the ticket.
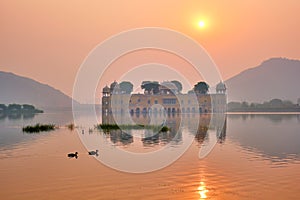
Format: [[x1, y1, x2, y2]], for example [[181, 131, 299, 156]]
[[110, 81, 121, 94], [102, 85, 110, 93], [110, 81, 118, 90], [216, 81, 226, 91]]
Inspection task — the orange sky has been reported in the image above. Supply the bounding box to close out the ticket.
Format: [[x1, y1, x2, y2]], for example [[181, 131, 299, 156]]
[[0, 0, 299, 100]]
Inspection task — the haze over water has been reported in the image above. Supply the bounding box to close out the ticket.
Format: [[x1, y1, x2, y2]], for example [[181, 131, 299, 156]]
[[1, 1, 300, 199], [0, 110, 299, 199]]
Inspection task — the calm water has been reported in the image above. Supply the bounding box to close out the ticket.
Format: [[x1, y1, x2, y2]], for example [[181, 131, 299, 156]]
[[0, 110, 300, 199]]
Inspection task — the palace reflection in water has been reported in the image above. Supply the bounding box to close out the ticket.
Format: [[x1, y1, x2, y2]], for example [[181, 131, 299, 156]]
[[101, 113, 227, 147], [1, 110, 300, 199]]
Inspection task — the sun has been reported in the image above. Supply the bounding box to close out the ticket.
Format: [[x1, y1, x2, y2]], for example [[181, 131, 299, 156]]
[[198, 20, 205, 28]]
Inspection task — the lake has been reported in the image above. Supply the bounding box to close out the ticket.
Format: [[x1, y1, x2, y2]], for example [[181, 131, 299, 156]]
[[0, 110, 300, 199]]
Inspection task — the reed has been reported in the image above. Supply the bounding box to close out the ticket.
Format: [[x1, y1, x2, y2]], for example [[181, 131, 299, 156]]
[[66, 123, 75, 131], [22, 123, 56, 133]]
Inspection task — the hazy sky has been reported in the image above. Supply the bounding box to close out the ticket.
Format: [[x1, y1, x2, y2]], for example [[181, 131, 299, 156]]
[[1, 0, 299, 99]]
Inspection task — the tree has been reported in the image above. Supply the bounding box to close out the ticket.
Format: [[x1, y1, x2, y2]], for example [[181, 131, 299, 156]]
[[227, 102, 242, 110], [194, 81, 209, 94], [8, 104, 22, 111], [119, 81, 133, 94], [141, 81, 159, 94], [22, 104, 35, 110], [250, 103, 256, 108], [283, 100, 293, 107], [241, 101, 249, 108], [141, 81, 151, 94], [0, 104, 7, 112], [269, 99, 283, 107], [171, 80, 183, 93], [152, 82, 160, 94]]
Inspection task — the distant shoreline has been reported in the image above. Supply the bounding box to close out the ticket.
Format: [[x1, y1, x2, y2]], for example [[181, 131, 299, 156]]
[[0, 104, 43, 115], [227, 108, 300, 113], [227, 111, 300, 114]]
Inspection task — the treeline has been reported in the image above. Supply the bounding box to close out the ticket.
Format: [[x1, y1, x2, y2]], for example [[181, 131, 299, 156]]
[[0, 104, 43, 114], [228, 99, 300, 112], [112, 80, 209, 94]]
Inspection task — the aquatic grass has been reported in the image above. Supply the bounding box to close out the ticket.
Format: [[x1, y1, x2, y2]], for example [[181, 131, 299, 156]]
[[96, 124, 169, 132], [160, 126, 169, 132], [22, 123, 56, 133], [66, 123, 75, 131]]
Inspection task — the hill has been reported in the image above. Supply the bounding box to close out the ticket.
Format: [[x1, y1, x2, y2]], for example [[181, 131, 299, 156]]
[[0, 71, 77, 108], [225, 58, 300, 103]]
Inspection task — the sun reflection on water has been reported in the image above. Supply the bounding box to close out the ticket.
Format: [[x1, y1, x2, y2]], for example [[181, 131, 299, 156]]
[[197, 181, 209, 199]]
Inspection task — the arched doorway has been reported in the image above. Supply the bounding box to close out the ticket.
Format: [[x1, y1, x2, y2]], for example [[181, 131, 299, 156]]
[[142, 108, 147, 113], [136, 107, 140, 113], [199, 107, 202, 113]]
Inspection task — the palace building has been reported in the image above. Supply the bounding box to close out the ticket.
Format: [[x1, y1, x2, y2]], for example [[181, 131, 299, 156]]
[[102, 81, 227, 114]]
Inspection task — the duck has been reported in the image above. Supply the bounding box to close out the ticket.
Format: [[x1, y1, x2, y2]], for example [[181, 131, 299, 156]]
[[88, 150, 99, 156], [67, 152, 78, 159]]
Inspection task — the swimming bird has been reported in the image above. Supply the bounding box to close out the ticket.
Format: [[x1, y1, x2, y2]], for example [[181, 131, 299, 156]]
[[67, 152, 78, 159], [88, 150, 99, 156]]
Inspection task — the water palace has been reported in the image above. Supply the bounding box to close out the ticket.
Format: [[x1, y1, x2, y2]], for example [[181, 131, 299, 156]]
[[102, 81, 227, 114]]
